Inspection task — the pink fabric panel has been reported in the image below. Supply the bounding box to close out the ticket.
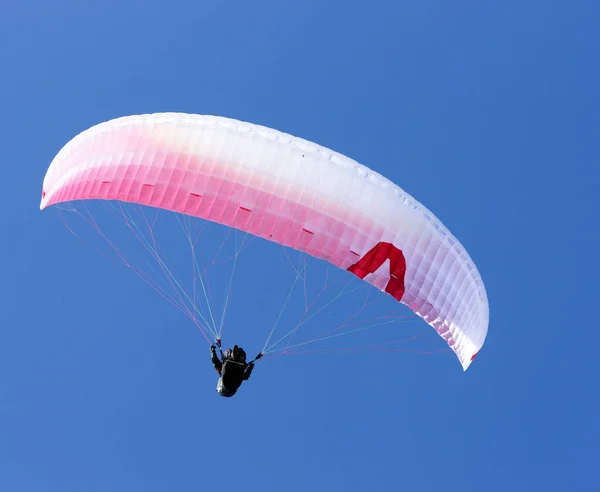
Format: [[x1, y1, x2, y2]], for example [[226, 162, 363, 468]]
[[43, 152, 383, 278]]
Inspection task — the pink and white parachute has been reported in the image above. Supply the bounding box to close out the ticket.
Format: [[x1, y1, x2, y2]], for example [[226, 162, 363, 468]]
[[40, 113, 489, 370]]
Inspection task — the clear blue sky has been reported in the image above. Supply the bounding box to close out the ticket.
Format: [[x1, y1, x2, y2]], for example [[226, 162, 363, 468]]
[[1, 1, 598, 490]]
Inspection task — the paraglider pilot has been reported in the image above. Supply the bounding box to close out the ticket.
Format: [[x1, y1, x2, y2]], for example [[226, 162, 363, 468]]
[[210, 341, 262, 397]]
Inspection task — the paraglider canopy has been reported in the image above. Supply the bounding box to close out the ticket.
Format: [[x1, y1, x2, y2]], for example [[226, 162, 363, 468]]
[[40, 113, 489, 370]]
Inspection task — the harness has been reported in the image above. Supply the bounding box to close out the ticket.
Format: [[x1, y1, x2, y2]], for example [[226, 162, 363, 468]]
[[215, 339, 263, 397]]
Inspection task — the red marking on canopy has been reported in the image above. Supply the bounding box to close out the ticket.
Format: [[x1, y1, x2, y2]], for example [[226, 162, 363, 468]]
[[470, 352, 478, 361], [347, 241, 406, 301], [239, 206, 251, 212], [302, 228, 314, 235]]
